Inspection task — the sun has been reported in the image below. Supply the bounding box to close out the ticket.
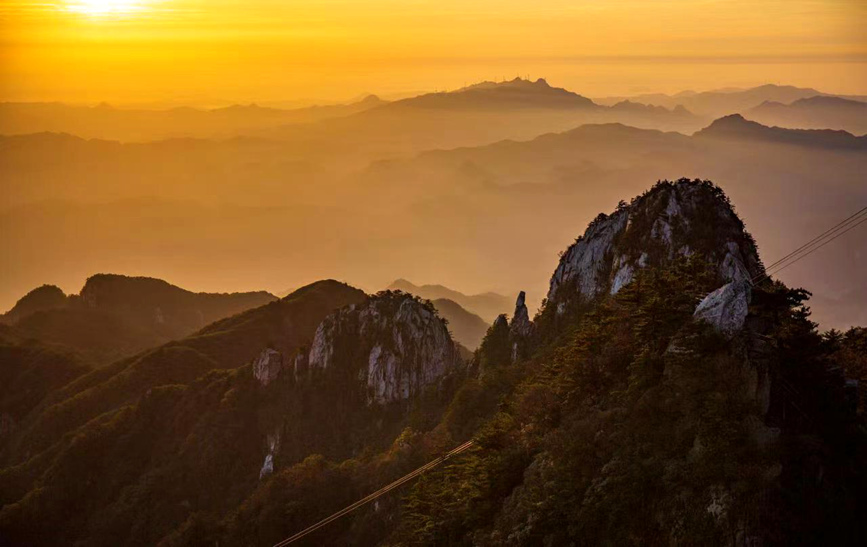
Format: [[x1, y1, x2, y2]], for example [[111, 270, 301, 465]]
[[66, 0, 144, 17]]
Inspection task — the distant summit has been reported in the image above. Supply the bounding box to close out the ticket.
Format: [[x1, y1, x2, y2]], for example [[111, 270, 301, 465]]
[[0, 285, 67, 324], [696, 114, 867, 150], [594, 83, 855, 118], [457, 77, 553, 92], [388, 279, 511, 323], [387, 77, 597, 110], [746, 96, 867, 135], [4, 274, 277, 364]]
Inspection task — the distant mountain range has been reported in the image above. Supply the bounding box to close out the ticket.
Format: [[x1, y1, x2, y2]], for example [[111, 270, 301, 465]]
[[745, 96, 867, 135], [388, 279, 512, 323], [430, 298, 489, 350], [2, 92, 865, 330], [695, 113, 867, 149], [1, 274, 277, 364], [595, 83, 867, 119], [4, 81, 865, 148], [0, 94, 386, 141]]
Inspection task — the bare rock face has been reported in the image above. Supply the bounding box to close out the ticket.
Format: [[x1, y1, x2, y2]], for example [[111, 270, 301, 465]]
[[510, 292, 533, 338], [252, 348, 283, 386], [509, 291, 534, 362], [258, 431, 281, 479], [694, 280, 752, 337], [308, 292, 461, 405], [549, 208, 630, 306], [546, 179, 763, 317]]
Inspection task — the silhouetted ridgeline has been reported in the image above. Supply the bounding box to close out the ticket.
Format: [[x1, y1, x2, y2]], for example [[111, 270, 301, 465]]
[[1, 274, 277, 364]]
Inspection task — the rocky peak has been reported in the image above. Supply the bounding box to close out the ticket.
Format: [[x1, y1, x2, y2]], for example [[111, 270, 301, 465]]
[[547, 179, 763, 319], [508, 291, 534, 362], [509, 291, 532, 338], [307, 291, 461, 405]]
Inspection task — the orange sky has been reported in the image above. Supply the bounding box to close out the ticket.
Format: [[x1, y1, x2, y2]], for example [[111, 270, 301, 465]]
[[1, 0, 866, 105]]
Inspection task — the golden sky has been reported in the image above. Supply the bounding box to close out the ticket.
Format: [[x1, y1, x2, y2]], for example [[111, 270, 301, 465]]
[[1, 0, 866, 104]]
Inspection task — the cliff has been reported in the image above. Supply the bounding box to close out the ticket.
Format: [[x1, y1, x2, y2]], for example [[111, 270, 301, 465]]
[[307, 291, 462, 404]]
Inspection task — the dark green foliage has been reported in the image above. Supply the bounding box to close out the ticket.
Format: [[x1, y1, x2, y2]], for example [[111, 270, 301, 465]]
[[0, 325, 90, 425], [825, 327, 867, 415], [476, 315, 511, 371], [388, 259, 866, 545], [0, 281, 371, 545], [0, 192, 863, 546]]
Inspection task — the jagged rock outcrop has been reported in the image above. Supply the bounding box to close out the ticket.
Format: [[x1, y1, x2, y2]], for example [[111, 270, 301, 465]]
[[252, 348, 283, 386], [694, 280, 752, 337], [549, 209, 630, 309], [308, 292, 461, 404], [509, 291, 534, 362], [509, 292, 532, 338], [546, 179, 763, 326]]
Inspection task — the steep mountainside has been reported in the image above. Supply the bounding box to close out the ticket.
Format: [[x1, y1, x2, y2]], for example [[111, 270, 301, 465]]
[[1, 181, 864, 546], [0, 325, 91, 443], [0, 283, 468, 546], [545, 179, 763, 317], [379, 180, 865, 546], [4, 274, 277, 364], [306, 291, 461, 404]]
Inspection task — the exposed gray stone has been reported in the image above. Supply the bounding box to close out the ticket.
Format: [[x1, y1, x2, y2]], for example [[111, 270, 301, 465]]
[[694, 281, 752, 337], [509, 291, 532, 338], [252, 348, 283, 386], [508, 291, 534, 362], [549, 209, 629, 305], [308, 294, 460, 404], [546, 180, 763, 315], [259, 431, 281, 479]]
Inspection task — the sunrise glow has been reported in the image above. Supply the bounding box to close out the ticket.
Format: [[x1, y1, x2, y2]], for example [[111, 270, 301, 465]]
[[66, 0, 144, 16]]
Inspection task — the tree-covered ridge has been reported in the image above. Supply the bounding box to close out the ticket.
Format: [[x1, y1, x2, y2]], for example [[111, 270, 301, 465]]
[[0, 182, 864, 545], [1, 274, 279, 366], [386, 258, 866, 545]]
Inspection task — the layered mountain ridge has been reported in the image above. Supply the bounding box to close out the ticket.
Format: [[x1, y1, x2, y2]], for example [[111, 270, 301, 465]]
[[0, 179, 865, 545], [1, 274, 277, 364]]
